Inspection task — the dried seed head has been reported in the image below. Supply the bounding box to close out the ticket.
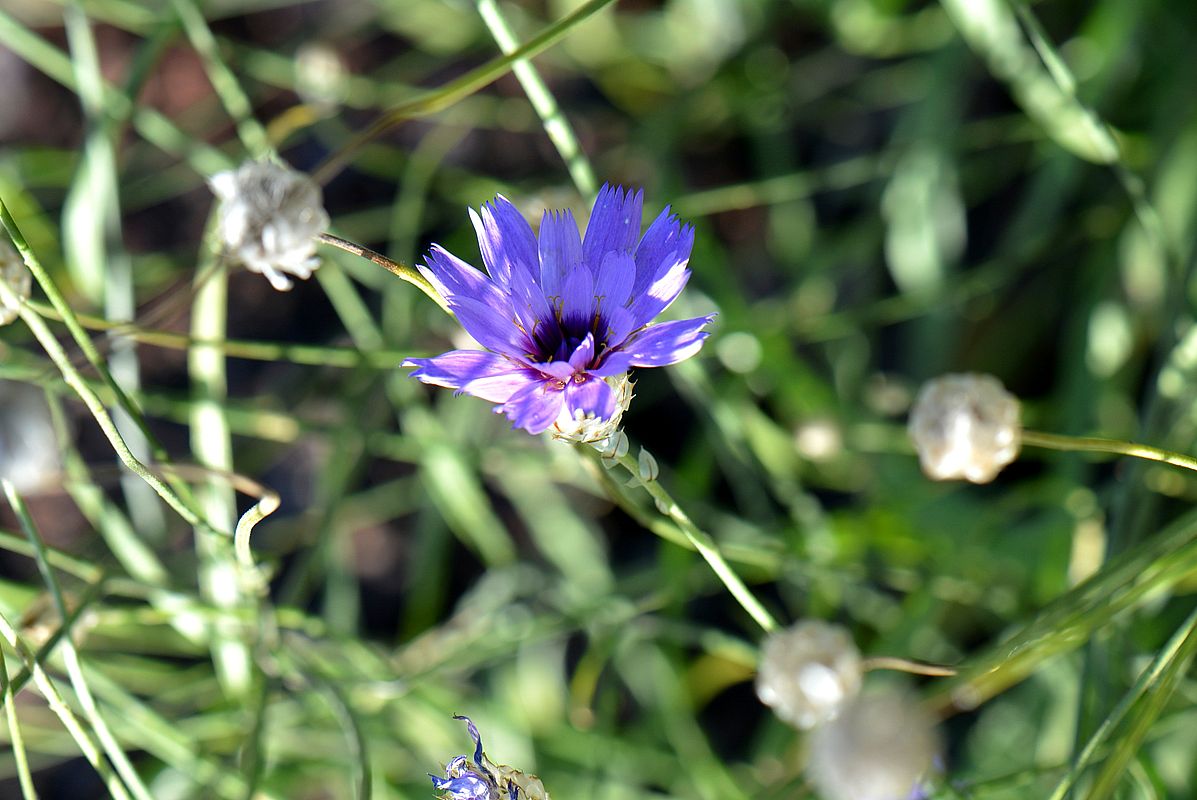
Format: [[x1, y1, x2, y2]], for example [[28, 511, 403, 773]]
[[0, 239, 31, 326], [908, 373, 1020, 483], [0, 380, 59, 494], [807, 687, 939, 800], [209, 160, 330, 291], [755, 620, 862, 730]]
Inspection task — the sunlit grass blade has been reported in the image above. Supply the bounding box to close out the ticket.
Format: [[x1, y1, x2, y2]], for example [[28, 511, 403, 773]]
[[0, 642, 39, 799], [168, 0, 272, 158], [1045, 605, 1197, 799], [311, 0, 618, 183], [475, 0, 597, 198], [928, 507, 1197, 714], [3, 480, 155, 800], [1081, 605, 1197, 800], [0, 607, 133, 800], [188, 232, 253, 698], [939, 0, 1118, 164]]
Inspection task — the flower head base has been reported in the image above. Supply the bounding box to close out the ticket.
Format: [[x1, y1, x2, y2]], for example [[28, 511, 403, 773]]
[[0, 239, 31, 326], [551, 373, 634, 447], [430, 716, 549, 800], [908, 373, 1021, 483], [756, 620, 862, 730], [807, 687, 940, 800], [209, 160, 330, 291], [405, 186, 713, 436]]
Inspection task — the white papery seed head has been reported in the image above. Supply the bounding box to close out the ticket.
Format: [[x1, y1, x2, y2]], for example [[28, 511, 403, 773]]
[[0, 239, 31, 326], [755, 620, 862, 730], [0, 380, 59, 494], [808, 687, 939, 800], [209, 160, 330, 291], [908, 373, 1020, 483]]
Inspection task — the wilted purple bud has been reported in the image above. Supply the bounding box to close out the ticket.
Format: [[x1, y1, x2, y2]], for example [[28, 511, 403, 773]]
[[429, 772, 497, 800]]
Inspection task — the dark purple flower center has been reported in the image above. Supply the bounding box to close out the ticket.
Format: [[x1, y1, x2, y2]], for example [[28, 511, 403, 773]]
[[529, 309, 603, 365]]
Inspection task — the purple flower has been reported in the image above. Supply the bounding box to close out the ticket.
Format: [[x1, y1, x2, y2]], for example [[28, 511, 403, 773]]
[[430, 717, 501, 800], [404, 186, 713, 438], [429, 772, 496, 800], [430, 716, 537, 800]]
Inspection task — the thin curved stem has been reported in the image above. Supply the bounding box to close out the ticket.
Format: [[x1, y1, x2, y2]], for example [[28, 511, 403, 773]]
[[0, 201, 214, 534], [24, 299, 412, 367], [594, 447, 778, 633], [310, 0, 616, 185], [4, 481, 155, 800], [861, 656, 957, 677], [151, 463, 280, 594], [475, 0, 597, 198], [1021, 429, 1197, 474], [0, 606, 134, 800], [317, 232, 450, 315]]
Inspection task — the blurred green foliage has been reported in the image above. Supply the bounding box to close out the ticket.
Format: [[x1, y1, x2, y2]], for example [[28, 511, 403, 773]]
[[0, 0, 1196, 797]]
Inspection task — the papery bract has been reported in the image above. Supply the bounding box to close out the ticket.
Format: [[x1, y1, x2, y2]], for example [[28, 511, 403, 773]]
[[209, 160, 329, 291]]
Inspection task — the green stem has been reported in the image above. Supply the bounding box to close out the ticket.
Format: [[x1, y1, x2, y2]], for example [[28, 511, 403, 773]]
[[1021, 429, 1197, 474], [189, 227, 253, 698], [0, 643, 38, 799], [311, 0, 617, 184], [0, 607, 134, 800], [604, 449, 778, 633], [3, 481, 155, 800], [475, 0, 598, 198], [25, 299, 414, 367], [317, 232, 450, 315], [0, 199, 215, 534], [168, 0, 272, 158], [1046, 603, 1197, 800]]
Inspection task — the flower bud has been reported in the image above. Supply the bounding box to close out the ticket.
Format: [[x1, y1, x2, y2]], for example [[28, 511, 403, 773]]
[[209, 160, 329, 291], [908, 373, 1020, 483], [755, 620, 862, 730]]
